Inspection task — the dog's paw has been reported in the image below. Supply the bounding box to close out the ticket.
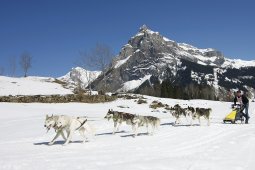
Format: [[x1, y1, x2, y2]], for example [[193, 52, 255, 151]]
[[82, 140, 89, 144], [62, 142, 69, 146], [48, 142, 54, 145]]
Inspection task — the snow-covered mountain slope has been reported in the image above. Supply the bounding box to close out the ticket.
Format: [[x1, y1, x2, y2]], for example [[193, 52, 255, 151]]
[[1, 96, 255, 170], [58, 67, 101, 90], [222, 58, 255, 68], [0, 76, 73, 96], [91, 25, 255, 100], [177, 43, 255, 68]]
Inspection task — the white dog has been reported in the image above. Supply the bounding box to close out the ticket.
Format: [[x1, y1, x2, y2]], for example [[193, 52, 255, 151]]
[[55, 115, 94, 146], [44, 114, 67, 145]]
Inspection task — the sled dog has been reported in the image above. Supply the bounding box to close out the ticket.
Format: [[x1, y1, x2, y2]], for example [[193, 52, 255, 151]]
[[104, 109, 160, 136], [193, 108, 212, 126], [44, 114, 67, 145], [104, 109, 135, 134], [168, 104, 212, 125], [55, 115, 95, 145], [45, 114, 94, 145], [169, 105, 195, 124], [132, 115, 160, 136], [169, 104, 211, 126]]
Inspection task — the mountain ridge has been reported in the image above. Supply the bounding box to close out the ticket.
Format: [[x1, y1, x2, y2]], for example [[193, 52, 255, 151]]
[[91, 25, 255, 100]]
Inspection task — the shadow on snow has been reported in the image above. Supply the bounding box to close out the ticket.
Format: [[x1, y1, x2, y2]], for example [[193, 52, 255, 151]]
[[95, 130, 127, 136], [33, 140, 84, 146]]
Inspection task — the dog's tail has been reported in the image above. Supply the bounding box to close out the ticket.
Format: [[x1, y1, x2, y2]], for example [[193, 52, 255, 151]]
[[154, 118, 161, 129], [85, 122, 96, 137]]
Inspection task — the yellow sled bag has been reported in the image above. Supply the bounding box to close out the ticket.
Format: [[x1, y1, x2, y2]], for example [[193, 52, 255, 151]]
[[224, 110, 237, 121]]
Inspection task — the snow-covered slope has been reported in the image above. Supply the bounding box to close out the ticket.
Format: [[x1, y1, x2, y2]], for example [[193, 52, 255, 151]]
[[177, 43, 255, 68], [222, 58, 255, 68], [0, 76, 73, 96], [0, 67, 101, 97], [0, 96, 255, 170], [58, 67, 101, 89]]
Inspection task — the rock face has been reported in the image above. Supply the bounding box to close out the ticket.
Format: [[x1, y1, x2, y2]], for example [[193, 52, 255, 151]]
[[91, 25, 255, 100]]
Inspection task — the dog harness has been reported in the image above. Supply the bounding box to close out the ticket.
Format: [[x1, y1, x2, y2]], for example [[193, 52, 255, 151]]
[[76, 119, 87, 130]]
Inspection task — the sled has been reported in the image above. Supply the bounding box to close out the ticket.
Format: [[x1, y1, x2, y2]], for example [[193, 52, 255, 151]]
[[223, 105, 244, 124]]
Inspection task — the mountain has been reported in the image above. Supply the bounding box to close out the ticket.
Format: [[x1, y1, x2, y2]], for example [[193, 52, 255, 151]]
[[91, 25, 255, 100], [58, 67, 101, 90]]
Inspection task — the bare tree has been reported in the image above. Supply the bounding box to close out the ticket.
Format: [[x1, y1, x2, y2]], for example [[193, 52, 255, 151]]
[[78, 51, 93, 95], [9, 56, 16, 77], [89, 43, 114, 93], [20, 52, 32, 77], [79, 43, 114, 94], [72, 69, 83, 94], [84, 68, 94, 95]]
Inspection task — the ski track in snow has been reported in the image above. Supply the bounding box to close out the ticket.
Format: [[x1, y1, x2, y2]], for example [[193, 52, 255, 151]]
[[0, 96, 255, 170]]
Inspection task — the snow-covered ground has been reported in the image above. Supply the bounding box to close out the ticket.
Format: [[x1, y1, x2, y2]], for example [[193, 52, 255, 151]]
[[1, 96, 255, 170], [0, 76, 73, 96]]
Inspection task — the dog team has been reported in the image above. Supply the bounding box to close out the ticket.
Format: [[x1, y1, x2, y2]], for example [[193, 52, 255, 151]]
[[44, 104, 211, 145]]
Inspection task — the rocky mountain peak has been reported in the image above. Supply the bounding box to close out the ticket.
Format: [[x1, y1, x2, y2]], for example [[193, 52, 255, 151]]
[[91, 26, 255, 100], [139, 24, 149, 32]]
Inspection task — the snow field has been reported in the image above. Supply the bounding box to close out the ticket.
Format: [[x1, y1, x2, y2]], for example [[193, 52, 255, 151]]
[[0, 96, 255, 170]]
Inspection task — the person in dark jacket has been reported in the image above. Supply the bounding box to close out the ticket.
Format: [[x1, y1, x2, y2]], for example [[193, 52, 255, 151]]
[[234, 90, 249, 123]]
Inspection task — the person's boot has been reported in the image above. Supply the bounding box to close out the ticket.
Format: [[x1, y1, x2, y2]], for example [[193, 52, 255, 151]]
[[245, 118, 249, 124]]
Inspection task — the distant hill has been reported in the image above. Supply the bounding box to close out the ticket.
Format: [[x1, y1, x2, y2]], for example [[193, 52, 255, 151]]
[[0, 76, 73, 96]]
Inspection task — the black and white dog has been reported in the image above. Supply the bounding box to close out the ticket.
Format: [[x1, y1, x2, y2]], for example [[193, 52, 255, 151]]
[[168, 104, 211, 126], [104, 109, 160, 136]]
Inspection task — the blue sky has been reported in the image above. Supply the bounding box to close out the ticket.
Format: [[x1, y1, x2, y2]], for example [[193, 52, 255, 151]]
[[0, 0, 254, 77]]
